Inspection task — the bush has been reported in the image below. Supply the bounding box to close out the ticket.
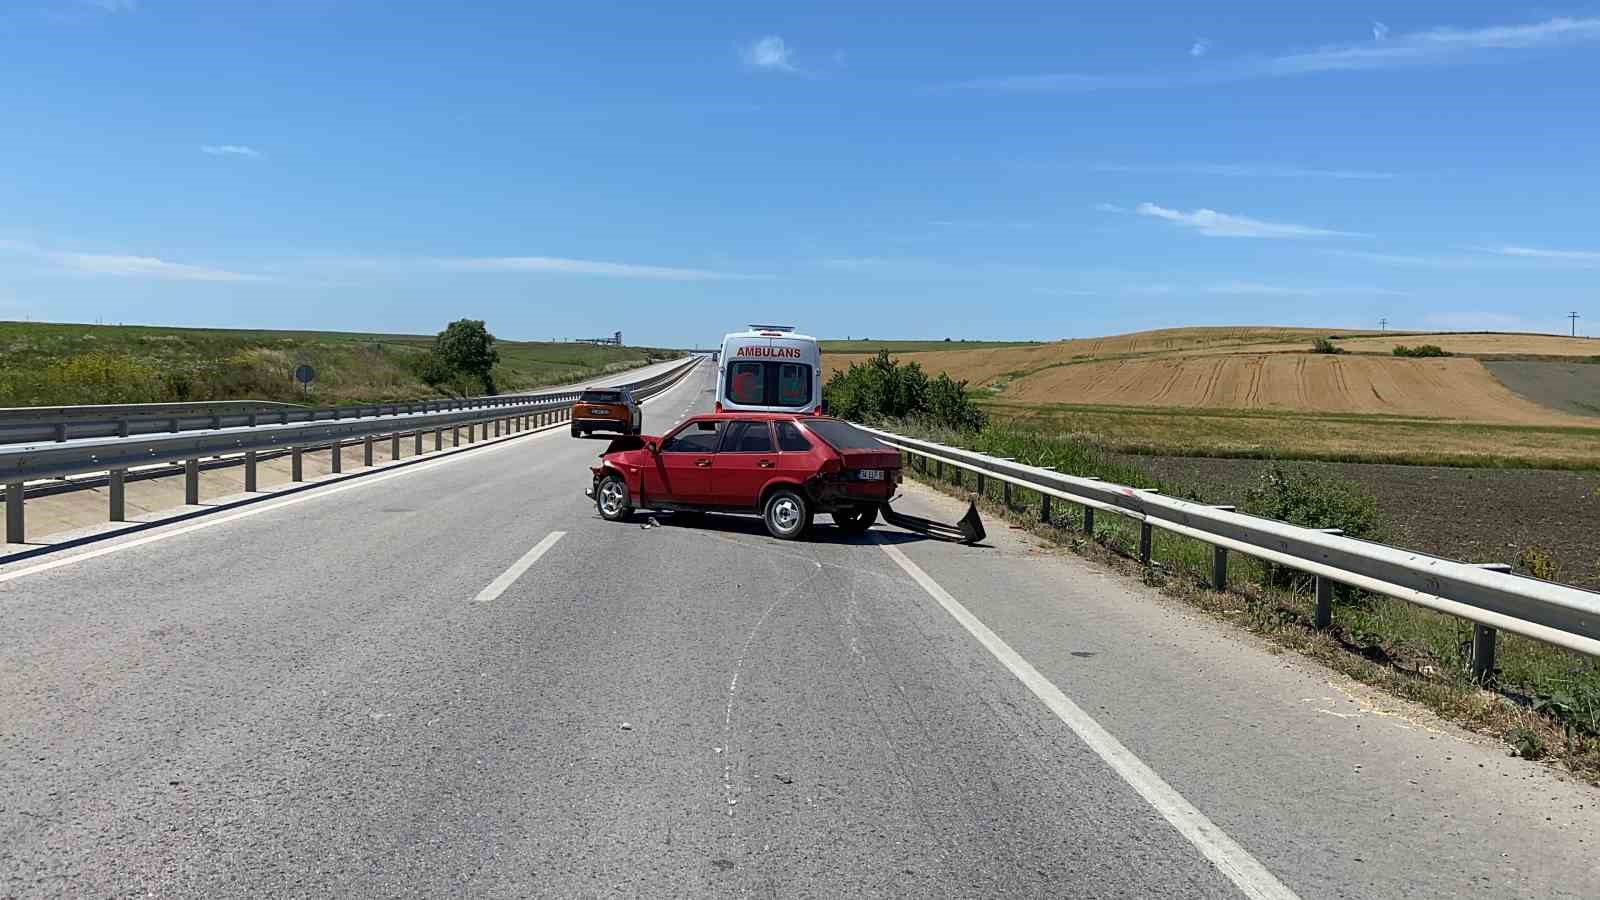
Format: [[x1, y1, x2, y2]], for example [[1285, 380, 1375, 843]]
[[824, 350, 987, 432], [1392, 344, 1452, 358], [1243, 465, 1385, 593], [1310, 337, 1345, 354]]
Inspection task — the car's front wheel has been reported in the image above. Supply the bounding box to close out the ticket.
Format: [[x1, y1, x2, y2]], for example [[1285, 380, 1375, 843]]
[[832, 504, 878, 535], [595, 473, 632, 522], [762, 488, 812, 540]]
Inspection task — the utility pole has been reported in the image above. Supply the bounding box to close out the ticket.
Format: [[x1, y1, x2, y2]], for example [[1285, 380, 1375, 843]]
[[1569, 311, 1581, 337], [1379, 317, 1387, 331]]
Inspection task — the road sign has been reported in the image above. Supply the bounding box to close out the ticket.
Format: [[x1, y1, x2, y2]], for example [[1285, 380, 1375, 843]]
[[294, 364, 315, 385]]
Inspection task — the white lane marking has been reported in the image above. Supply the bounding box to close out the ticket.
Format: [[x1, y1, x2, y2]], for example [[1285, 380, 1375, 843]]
[[0, 366, 702, 584], [472, 531, 565, 603], [875, 541, 1300, 900]]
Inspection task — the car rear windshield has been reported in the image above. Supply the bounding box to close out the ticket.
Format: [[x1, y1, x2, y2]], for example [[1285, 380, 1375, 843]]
[[801, 419, 889, 450], [579, 390, 623, 403]]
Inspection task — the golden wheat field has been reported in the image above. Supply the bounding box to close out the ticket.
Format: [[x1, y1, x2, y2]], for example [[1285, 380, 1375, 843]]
[[822, 327, 1600, 425]]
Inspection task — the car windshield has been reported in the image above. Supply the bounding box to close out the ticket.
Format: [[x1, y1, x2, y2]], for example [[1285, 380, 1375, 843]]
[[801, 420, 889, 450], [579, 390, 624, 403]]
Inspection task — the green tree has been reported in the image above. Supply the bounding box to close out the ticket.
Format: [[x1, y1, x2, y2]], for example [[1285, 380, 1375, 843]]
[[431, 319, 500, 393]]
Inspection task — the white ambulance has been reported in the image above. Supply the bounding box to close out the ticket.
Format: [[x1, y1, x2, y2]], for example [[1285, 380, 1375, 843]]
[[715, 325, 823, 414]]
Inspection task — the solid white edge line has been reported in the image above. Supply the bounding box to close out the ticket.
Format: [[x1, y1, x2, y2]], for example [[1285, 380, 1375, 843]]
[[472, 531, 566, 602], [874, 540, 1300, 900], [0, 362, 701, 584]]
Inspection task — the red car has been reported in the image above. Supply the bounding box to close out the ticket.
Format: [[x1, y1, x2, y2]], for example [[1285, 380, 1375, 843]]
[[587, 413, 902, 539]]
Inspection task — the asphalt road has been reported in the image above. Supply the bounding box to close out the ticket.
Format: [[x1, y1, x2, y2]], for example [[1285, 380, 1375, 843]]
[[2, 359, 1597, 898]]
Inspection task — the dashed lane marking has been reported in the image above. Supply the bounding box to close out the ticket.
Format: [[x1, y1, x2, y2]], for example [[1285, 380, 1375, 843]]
[[472, 531, 566, 602]]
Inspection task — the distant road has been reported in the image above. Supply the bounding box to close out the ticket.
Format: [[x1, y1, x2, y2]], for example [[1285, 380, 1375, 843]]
[[2, 361, 1596, 897]]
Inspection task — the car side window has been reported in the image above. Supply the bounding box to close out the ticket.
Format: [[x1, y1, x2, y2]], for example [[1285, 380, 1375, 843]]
[[775, 421, 811, 452], [661, 420, 722, 453], [721, 421, 774, 453]]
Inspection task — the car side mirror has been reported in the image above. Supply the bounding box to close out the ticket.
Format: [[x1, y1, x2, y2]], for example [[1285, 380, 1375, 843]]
[[646, 441, 659, 454]]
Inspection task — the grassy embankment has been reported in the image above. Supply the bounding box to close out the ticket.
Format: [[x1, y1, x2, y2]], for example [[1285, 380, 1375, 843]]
[[0, 322, 681, 407], [894, 419, 1600, 781]]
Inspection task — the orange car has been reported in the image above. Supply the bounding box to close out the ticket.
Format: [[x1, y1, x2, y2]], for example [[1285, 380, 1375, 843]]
[[570, 388, 642, 438]]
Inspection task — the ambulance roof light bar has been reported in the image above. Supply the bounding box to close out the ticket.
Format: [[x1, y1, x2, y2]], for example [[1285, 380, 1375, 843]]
[[746, 324, 795, 332]]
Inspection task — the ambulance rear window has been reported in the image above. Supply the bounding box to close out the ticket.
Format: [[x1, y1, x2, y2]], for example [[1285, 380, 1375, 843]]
[[723, 361, 813, 408]]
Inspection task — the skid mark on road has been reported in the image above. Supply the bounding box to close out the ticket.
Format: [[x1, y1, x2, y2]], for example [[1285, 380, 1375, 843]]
[[719, 561, 824, 818]]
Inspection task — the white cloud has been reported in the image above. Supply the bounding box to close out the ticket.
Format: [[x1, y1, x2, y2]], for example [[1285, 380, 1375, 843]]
[[1373, 21, 1390, 41], [436, 256, 763, 281], [0, 238, 263, 282], [1489, 245, 1600, 265], [1093, 162, 1395, 180], [201, 144, 262, 158], [1122, 202, 1361, 238], [1327, 249, 1488, 268], [952, 16, 1600, 92], [1190, 39, 1210, 58], [740, 36, 799, 73]]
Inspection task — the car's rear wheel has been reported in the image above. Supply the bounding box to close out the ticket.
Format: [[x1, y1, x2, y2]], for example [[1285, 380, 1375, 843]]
[[763, 488, 811, 540], [595, 473, 632, 522], [832, 504, 878, 535]]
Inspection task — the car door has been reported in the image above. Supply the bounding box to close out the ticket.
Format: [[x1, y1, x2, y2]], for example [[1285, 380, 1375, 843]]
[[770, 418, 822, 483], [707, 420, 776, 508], [649, 419, 723, 504]]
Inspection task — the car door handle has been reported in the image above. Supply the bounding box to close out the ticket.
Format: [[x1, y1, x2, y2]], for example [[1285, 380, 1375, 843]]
[[758, 459, 774, 468], [695, 458, 712, 467]]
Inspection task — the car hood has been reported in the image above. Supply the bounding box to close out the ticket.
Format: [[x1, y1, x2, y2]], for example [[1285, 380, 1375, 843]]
[[600, 434, 659, 456]]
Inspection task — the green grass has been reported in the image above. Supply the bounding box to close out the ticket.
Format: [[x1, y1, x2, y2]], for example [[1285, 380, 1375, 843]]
[[0, 321, 682, 407], [819, 339, 1041, 353], [893, 423, 1600, 779], [980, 399, 1600, 470]]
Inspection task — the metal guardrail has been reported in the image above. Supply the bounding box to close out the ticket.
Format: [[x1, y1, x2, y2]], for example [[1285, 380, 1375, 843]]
[[0, 383, 623, 445], [862, 425, 1600, 677], [0, 358, 699, 545]]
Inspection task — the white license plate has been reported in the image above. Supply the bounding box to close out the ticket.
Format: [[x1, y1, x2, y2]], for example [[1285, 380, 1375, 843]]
[[858, 469, 884, 481], [588, 407, 612, 415]]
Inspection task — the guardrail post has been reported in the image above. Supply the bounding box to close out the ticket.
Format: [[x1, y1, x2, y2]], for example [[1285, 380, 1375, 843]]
[[414, 431, 423, 455], [934, 459, 943, 480], [1139, 521, 1153, 564], [1083, 506, 1095, 535], [468, 423, 477, 444], [1313, 576, 1333, 629], [292, 447, 303, 481], [1211, 546, 1228, 590], [4, 483, 22, 543], [1470, 624, 1498, 682], [494, 418, 501, 438], [244, 451, 258, 492], [1004, 481, 1013, 509], [362, 435, 374, 467], [452, 425, 460, 447], [54, 423, 67, 442], [389, 432, 400, 460], [109, 469, 126, 521], [332, 441, 343, 474], [434, 428, 443, 451], [184, 459, 200, 505]]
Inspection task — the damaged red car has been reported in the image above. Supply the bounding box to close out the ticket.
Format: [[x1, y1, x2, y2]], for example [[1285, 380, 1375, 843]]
[[587, 413, 901, 540]]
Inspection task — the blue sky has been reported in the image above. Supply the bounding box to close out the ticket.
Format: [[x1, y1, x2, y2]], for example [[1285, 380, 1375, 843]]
[[3, 1, 1598, 345]]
